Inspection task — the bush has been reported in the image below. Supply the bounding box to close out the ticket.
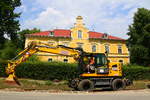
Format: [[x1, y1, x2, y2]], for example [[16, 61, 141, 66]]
[[15, 61, 78, 80], [0, 60, 7, 77], [123, 65, 150, 80], [0, 61, 150, 81], [27, 55, 39, 62]]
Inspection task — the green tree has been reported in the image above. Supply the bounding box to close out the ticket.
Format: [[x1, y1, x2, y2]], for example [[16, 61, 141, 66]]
[[0, 40, 19, 60], [127, 8, 150, 66], [18, 28, 40, 49], [0, 0, 21, 48]]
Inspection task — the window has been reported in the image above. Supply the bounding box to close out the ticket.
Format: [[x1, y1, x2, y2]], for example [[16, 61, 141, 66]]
[[49, 32, 54, 36], [78, 30, 82, 39], [94, 54, 107, 66], [64, 59, 68, 63], [48, 42, 54, 45], [48, 58, 52, 62], [105, 44, 109, 53], [119, 60, 123, 64], [77, 43, 83, 48], [63, 42, 69, 47], [118, 45, 122, 54], [102, 33, 108, 39], [92, 45, 96, 52]]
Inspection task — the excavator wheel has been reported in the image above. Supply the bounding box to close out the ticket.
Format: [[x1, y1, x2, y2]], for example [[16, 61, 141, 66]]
[[77, 79, 94, 91], [111, 79, 126, 91], [69, 78, 80, 90]]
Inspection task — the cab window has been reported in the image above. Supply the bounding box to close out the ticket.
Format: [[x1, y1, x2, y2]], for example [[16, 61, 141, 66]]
[[94, 54, 107, 66]]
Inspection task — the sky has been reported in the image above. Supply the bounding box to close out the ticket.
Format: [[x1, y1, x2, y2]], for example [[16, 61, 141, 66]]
[[16, 0, 150, 39]]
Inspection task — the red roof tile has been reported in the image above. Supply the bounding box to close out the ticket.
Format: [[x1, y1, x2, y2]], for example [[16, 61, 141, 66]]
[[89, 31, 103, 38], [54, 29, 71, 37], [28, 31, 50, 36], [26, 29, 125, 40], [89, 31, 125, 40]]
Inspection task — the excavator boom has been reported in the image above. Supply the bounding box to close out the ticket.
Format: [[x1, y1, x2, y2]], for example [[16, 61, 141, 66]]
[[5, 41, 82, 84]]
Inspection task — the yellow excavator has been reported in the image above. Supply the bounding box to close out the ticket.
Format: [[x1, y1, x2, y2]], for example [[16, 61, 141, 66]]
[[5, 41, 131, 91]]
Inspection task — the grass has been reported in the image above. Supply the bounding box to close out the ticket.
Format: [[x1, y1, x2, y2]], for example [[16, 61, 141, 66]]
[[126, 80, 150, 90], [0, 77, 150, 91], [0, 78, 72, 91]]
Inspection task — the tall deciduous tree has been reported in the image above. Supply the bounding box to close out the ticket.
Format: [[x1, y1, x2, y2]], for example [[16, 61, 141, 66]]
[[0, 0, 21, 48], [127, 8, 150, 66]]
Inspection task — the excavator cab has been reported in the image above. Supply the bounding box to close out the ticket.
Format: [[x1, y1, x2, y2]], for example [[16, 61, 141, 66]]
[[80, 53, 109, 74]]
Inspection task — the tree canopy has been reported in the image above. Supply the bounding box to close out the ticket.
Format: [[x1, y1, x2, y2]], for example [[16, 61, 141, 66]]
[[0, 0, 21, 48], [127, 8, 150, 66], [17, 28, 40, 49]]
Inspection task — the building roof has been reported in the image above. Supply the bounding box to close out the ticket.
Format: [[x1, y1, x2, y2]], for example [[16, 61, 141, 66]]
[[26, 29, 125, 41], [89, 31, 125, 40]]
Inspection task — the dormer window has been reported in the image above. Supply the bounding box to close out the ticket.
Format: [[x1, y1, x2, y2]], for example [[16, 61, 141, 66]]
[[49, 32, 54, 36], [78, 30, 82, 39], [102, 33, 108, 39]]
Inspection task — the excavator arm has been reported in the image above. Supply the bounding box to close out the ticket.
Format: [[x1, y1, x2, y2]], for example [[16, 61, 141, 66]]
[[5, 41, 82, 84]]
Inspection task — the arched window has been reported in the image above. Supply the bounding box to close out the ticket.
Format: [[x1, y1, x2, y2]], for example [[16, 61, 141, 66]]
[[78, 30, 82, 39], [92, 45, 96, 52]]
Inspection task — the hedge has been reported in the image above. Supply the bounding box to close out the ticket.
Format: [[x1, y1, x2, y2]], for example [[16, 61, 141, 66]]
[[0, 61, 150, 80], [122, 65, 150, 80], [0, 61, 78, 80]]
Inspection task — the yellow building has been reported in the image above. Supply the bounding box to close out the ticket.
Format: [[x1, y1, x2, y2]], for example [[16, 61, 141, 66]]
[[25, 16, 129, 64]]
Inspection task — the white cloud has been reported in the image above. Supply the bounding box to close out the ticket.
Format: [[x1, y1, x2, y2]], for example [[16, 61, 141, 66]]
[[22, 7, 73, 30], [20, 0, 150, 39]]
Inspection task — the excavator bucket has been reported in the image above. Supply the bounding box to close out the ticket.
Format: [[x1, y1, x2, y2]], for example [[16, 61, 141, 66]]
[[5, 74, 21, 85]]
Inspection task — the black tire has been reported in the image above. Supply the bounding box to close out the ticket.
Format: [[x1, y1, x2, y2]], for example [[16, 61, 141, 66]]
[[69, 79, 79, 90], [112, 79, 126, 91], [78, 79, 94, 91]]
